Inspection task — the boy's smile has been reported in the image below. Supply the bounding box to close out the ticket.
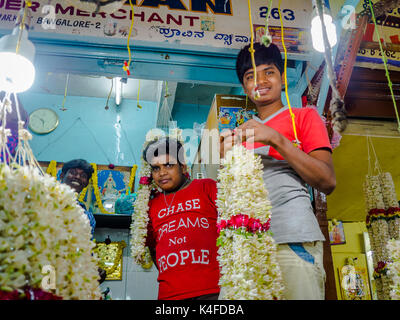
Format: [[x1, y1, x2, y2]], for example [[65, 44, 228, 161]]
[[243, 63, 285, 108]]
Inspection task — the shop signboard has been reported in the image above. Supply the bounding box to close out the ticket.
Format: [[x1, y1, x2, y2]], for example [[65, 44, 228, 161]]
[[0, 0, 312, 52]]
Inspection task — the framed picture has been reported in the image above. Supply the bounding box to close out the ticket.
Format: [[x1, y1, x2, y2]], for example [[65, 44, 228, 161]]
[[328, 220, 346, 245], [338, 265, 372, 300]]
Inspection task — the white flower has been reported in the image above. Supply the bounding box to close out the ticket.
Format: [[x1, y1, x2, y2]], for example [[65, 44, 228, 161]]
[[0, 165, 101, 299], [145, 128, 165, 142]]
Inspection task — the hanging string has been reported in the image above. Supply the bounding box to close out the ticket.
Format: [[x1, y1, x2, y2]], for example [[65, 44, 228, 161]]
[[278, 0, 300, 147], [165, 81, 171, 98], [16, 1, 31, 54], [123, 0, 135, 76], [366, 136, 372, 176], [13, 92, 43, 172], [367, 0, 400, 133], [60, 74, 70, 111], [0, 93, 12, 163], [105, 78, 113, 109], [246, 0, 259, 99], [137, 79, 142, 109], [366, 135, 382, 176]]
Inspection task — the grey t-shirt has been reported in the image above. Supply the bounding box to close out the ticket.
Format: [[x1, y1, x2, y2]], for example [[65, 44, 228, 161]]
[[258, 154, 325, 244], [252, 108, 326, 244]]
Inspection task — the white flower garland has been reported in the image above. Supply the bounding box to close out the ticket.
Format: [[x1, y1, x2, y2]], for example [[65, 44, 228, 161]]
[[387, 239, 400, 300], [130, 128, 185, 268], [0, 93, 101, 300], [0, 165, 101, 300], [216, 145, 284, 300], [364, 172, 400, 300], [129, 157, 154, 268]]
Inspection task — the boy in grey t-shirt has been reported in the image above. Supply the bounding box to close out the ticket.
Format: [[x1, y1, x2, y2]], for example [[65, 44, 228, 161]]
[[220, 43, 336, 299]]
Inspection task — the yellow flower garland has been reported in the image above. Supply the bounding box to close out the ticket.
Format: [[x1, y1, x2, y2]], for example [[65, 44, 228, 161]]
[[126, 164, 138, 195], [78, 184, 88, 203], [90, 163, 113, 214], [46, 160, 57, 177]]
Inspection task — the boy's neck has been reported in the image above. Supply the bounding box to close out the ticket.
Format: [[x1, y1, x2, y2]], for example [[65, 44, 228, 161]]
[[255, 100, 285, 121]]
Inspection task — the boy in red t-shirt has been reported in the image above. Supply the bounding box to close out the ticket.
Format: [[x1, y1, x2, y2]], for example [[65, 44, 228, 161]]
[[143, 137, 220, 300], [220, 43, 336, 300]]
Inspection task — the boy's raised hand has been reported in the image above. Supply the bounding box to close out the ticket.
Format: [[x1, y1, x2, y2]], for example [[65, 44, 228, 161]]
[[236, 119, 281, 148]]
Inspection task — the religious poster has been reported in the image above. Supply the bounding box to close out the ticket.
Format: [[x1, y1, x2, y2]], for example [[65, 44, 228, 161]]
[[339, 265, 372, 300], [0, 0, 312, 53], [218, 106, 255, 131], [328, 220, 346, 245]]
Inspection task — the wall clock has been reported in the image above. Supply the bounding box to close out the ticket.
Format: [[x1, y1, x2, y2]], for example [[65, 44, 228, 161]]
[[28, 108, 59, 134]]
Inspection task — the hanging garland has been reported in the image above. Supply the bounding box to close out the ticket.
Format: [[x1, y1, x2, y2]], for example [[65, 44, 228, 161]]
[[0, 92, 101, 300], [363, 137, 400, 300], [216, 145, 284, 300]]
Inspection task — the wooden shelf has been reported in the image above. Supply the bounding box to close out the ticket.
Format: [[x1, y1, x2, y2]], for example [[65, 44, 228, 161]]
[[94, 213, 132, 229]]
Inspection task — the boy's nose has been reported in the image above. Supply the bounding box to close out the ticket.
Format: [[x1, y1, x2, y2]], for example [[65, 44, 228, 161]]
[[159, 166, 168, 176], [257, 72, 268, 84]]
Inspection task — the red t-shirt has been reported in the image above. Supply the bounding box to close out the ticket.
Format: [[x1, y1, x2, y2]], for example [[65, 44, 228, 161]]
[[146, 178, 220, 300], [243, 106, 332, 158]]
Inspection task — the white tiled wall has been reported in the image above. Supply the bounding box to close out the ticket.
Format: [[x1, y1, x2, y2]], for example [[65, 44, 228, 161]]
[[94, 228, 159, 300]]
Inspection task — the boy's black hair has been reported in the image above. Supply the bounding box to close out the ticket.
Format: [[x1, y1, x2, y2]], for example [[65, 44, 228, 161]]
[[61, 159, 94, 180], [143, 137, 185, 166], [236, 43, 284, 84]]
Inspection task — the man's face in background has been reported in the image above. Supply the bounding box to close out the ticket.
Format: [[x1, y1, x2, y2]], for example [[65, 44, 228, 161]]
[[61, 167, 89, 194]]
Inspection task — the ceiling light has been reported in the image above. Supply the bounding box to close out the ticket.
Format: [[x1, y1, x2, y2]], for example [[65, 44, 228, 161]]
[[0, 26, 36, 93], [311, 1, 338, 53], [114, 77, 122, 106]]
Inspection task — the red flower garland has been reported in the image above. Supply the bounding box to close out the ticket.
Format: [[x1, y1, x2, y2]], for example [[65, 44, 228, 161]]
[[217, 214, 270, 234], [0, 287, 62, 300], [366, 207, 400, 227]]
